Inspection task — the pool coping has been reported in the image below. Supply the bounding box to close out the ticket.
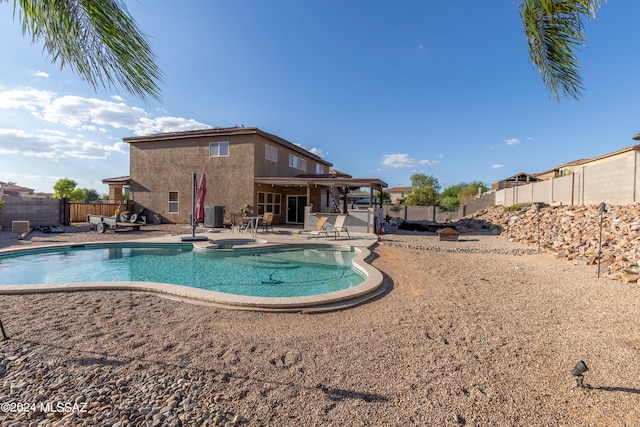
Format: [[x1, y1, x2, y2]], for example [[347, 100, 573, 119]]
[[0, 235, 384, 312]]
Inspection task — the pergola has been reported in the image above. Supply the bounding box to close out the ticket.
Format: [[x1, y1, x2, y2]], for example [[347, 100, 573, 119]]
[[254, 176, 388, 213]]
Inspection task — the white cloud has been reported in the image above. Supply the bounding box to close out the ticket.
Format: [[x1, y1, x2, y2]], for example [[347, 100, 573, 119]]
[[504, 138, 520, 146], [34, 71, 49, 78], [0, 88, 212, 169], [309, 147, 326, 158], [0, 88, 53, 111], [0, 128, 114, 160], [0, 89, 210, 134], [36, 95, 148, 129], [134, 116, 208, 135], [381, 153, 437, 168], [492, 164, 504, 169]]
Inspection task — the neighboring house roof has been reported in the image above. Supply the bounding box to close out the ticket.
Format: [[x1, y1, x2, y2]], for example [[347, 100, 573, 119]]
[[328, 168, 352, 178], [123, 126, 332, 167], [493, 172, 542, 187], [581, 144, 640, 165], [536, 145, 640, 178], [556, 158, 590, 168], [0, 181, 35, 197], [386, 186, 410, 193]]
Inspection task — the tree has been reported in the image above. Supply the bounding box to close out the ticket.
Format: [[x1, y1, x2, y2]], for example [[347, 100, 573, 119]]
[[53, 178, 86, 202], [458, 181, 489, 203], [441, 181, 489, 204], [404, 173, 440, 206], [410, 173, 441, 193], [380, 191, 391, 204], [404, 186, 439, 206], [7, 0, 162, 101], [83, 188, 101, 202], [438, 196, 461, 222], [521, 0, 605, 100]]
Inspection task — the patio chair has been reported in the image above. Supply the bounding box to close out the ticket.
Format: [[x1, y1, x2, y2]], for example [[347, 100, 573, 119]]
[[230, 213, 245, 233], [261, 212, 274, 232], [326, 214, 350, 239], [297, 216, 331, 238], [240, 211, 251, 232]]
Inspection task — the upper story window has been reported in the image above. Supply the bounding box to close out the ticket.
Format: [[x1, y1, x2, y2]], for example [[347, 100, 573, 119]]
[[289, 154, 307, 171], [265, 144, 278, 162], [209, 141, 229, 157], [316, 163, 325, 174]]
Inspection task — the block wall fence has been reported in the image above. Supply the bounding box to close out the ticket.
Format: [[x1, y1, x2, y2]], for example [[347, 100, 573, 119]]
[[494, 150, 640, 207], [0, 195, 61, 229]]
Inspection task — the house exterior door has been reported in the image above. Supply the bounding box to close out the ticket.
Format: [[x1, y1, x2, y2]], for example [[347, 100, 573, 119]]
[[286, 196, 306, 224]]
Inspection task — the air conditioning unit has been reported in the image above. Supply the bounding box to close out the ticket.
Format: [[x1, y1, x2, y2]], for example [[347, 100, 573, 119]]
[[204, 205, 225, 228]]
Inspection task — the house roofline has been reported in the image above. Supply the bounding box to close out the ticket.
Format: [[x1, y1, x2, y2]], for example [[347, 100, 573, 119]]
[[123, 126, 332, 166]]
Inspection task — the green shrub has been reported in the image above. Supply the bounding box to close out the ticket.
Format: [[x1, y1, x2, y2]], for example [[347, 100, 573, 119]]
[[506, 203, 532, 212]]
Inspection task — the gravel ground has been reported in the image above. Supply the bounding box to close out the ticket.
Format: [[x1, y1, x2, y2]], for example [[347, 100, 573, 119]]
[[0, 224, 638, 426]]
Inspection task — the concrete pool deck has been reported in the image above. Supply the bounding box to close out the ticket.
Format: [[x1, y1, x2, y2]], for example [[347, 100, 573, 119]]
[[0, 225, 386, 312]]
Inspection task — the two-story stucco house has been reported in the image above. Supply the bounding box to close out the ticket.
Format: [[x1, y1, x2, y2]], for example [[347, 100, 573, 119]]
[[117, 127, 387, 229]]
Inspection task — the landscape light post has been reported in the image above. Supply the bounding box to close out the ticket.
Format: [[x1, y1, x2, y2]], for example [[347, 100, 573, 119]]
[[597, 202, 606, 278], [0, 317, 7, 340], [534, 202, 542, 254]]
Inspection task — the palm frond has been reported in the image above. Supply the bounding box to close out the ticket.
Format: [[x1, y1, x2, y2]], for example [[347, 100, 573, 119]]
[[15, 0, 163, 102], [520, 0, 605, 100]]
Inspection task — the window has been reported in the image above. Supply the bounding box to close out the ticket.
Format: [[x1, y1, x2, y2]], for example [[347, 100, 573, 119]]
[[209, 141, 229, 157], [257, 191, 281, 215], [316, 163, 325, 174], [265, 144, 278, 162], [168, 191, 179, 213], [288, 154, 307, 171]]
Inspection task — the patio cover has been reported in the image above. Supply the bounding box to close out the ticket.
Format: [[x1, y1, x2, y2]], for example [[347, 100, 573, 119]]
[[254, 176, 388, 211]]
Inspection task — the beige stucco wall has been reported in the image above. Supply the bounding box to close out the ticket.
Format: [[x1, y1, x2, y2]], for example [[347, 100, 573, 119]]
[[130, 135, 256, 224], [254, 137, 316, 176]]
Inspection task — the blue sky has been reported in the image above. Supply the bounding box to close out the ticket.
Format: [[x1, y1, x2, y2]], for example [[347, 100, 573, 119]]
[[2, 1, 640, 194]]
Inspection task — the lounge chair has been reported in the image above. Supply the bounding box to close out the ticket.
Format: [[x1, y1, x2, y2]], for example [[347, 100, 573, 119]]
[[297, 216, 331, 238], [326, 215, 350, 239]]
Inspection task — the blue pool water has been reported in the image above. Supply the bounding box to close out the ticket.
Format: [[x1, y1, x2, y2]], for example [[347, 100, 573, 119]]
[[0, 244, 364, 297]]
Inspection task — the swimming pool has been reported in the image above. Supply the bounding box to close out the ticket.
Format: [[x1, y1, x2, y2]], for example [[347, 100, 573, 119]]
[[0, 243, 367, 298]]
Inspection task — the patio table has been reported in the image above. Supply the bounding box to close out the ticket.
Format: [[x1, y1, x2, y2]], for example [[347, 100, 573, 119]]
[[245, 216, 262, 237]]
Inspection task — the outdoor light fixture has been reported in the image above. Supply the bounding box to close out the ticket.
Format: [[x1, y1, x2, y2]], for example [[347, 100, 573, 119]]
[[571, 361, 589, 387], [0, 318, 7, 340], [597, 202, 606, 278], [534, 202, 542, 254]]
